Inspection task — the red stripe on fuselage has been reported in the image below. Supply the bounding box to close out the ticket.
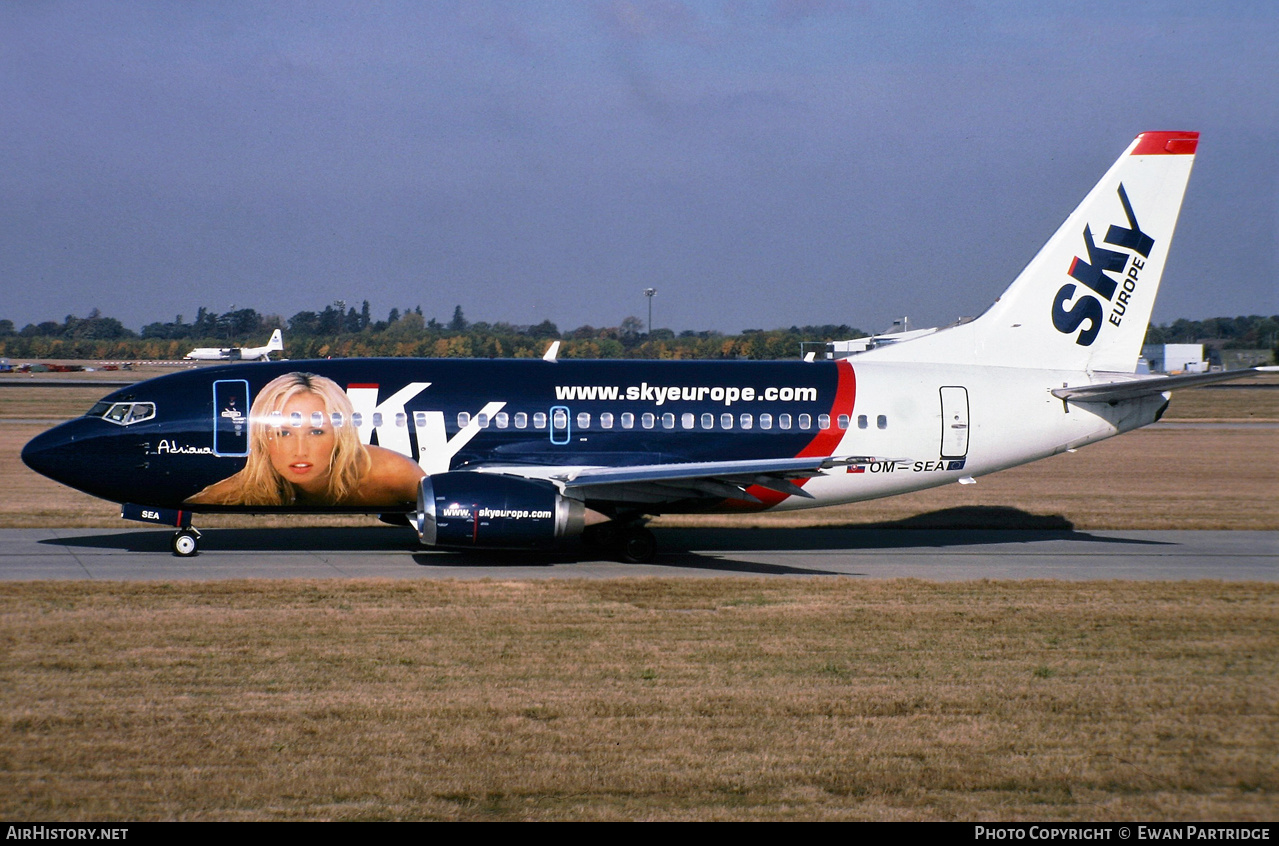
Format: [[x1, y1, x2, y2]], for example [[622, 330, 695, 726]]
[[731, 360, 857, 509], [796, 359, 856, 460]]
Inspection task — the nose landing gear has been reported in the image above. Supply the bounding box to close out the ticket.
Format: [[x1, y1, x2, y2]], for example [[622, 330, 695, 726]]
[[120, 504, 203, 558], [171, 528, 202, 557]]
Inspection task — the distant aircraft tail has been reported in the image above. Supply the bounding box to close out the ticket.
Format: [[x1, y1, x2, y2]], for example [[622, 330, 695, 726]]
[[267, 329, 284, 351], [860, 131, 1198, 372]]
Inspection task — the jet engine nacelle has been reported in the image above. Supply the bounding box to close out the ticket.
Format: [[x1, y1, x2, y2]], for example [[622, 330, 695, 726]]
[[415, 472, 585, 549]]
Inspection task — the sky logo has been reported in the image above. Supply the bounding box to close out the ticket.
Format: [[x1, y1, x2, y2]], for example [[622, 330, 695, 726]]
[[1051, 185, 1154, 346]]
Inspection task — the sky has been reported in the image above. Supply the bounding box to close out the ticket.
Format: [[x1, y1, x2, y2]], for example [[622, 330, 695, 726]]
[[3, 1, 1276, 336]]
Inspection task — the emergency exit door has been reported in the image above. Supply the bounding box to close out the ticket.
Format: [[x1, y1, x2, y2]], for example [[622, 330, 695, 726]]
[[549, 405, 571, 445]]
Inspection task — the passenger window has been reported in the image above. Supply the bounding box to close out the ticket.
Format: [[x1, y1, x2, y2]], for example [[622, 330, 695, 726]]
[[476, 413, 489, 429], [533, 412, 547, 429], [681, 413, 695, 429], [798, 414, 812, 430], [720, 413, 733, 429], [457, 412, 471, 428], [620, 412, 634, 429], [818, 414, 830, 429], [289, 411, 303, 427], [311, 411, 325, 428], [857, 414, 868, 429], [577, 412, 591, 430], [740, 413, 753, 429], [701, 413, 714, 429], [552, 409, 568, 429], [514, 412, 528, 429], [778, 414, 792, 430], [642, 413, 655, 429], [351, 412, 363, 428], [662, 413, 675, 429], [599, 412, 614, 429], [759, 413, 773, 430], [495, 412, 509, 429], [877, 415, 888, 430], [837, 414, 850, 430], [332, 412, 345, 428], [395, 412, 407, 428], [372, 412, 384, 428]]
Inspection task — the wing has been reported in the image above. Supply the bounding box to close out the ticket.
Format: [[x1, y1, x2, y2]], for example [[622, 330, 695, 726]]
[[470, 455, 898, 505], [1052, 366, 1276, 403]]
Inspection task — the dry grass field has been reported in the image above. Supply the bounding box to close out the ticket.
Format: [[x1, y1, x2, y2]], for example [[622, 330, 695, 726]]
[[3, 579, 1276, 821], [2, 373, 1276, 821]]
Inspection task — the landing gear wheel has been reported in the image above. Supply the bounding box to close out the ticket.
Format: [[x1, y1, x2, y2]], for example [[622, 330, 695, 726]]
[[582, 522, 618, 552], [171, 529, 199, 557], [616, 526, 657, 564]]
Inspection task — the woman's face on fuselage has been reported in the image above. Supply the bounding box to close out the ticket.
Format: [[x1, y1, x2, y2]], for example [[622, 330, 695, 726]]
[[265, 393, 335, 495]]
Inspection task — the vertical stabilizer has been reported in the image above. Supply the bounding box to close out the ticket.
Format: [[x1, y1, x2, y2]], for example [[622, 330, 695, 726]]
[[860, 131, 1198, 372]]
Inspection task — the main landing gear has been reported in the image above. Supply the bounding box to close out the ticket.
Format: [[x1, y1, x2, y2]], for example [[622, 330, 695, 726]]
[[582, 521, 658, 564], [170, 528, 201, 557]]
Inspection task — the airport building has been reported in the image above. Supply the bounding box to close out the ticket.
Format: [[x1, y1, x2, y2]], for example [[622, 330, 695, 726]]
[[1140, 343, 1275, 373]]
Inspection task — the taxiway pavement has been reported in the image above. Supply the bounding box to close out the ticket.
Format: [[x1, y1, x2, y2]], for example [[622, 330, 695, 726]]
[[0, 526, 1274, 581]]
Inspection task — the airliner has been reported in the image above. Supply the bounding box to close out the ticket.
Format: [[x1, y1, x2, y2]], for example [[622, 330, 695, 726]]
[[22, 132, 1272, 561], [184, 329, 284, 362]]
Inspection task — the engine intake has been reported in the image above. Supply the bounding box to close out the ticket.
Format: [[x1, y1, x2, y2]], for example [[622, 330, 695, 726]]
[[415, 472, 585, 549]]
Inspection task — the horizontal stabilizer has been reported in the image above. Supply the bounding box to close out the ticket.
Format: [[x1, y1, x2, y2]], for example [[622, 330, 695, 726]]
[[1052, 367, 1275, 403]]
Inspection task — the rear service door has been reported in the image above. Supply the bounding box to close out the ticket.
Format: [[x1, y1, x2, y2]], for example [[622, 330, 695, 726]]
[[939, 386, 969, 460]]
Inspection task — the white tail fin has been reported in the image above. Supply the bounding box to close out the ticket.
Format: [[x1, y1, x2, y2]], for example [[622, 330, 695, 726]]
[[267, 329, 284, 351], [860, 131, 1198, 372]]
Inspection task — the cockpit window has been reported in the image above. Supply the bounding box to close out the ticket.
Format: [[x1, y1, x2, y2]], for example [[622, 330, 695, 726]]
[[86, 402, 156, 426], [126, 403, 155, 423]]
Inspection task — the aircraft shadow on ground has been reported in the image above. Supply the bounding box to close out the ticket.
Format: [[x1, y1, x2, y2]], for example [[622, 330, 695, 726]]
[[657, 507, 1172, 553], [45, 507, 1171, 574], [45, 526, 412, 554]]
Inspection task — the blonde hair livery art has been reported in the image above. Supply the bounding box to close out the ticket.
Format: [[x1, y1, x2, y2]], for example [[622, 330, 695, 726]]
[[187, 372, 372, 506]]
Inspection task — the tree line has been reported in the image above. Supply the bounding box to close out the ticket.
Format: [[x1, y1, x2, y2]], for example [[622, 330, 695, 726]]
[[1142, 315, 1279, 349], [0, 303, 862, 361], [1, 304, 1276, 362]]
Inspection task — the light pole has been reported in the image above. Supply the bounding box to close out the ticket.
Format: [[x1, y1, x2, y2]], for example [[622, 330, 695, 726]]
[[643, 288, 656, 335]]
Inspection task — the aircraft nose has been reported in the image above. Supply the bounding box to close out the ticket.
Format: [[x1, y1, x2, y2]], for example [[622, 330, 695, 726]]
[[21, 421, 100, 491], [22, 424, 76, 484]]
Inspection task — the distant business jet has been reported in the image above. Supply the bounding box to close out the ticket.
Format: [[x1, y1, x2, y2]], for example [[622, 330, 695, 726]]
[[22, 132, 1274, 560], [184, 329, 284, 362]]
